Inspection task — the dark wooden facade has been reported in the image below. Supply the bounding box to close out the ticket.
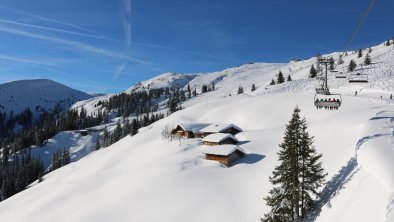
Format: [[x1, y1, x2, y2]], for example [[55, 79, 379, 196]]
[[221, 127, 242, 135], [205, 150, 244, 167]]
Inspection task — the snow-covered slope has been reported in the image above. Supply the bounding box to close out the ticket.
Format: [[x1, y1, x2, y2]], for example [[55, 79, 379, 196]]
[[126, 72, 199, 93], [1, 43, 393, 222], [0, 79, 92, 116], [27, 131, 99, 170]]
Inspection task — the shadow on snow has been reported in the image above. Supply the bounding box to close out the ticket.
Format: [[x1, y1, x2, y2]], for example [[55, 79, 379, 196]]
[[305, 157, 360, 222]]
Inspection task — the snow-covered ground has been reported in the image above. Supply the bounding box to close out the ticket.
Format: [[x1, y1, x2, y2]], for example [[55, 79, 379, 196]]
[[0, 42, 393, 222], [25, 131, 99, 171]]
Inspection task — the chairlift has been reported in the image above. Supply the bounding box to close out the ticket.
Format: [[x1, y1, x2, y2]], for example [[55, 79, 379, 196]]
[[348, 72, 368, 83], [314, 57, 343, 109], [315, 87, 330, 95], [314, 94, 342, 109], [335, 71, 347, 78]]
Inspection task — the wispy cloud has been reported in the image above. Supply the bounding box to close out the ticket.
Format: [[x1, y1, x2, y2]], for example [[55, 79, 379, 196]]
[[113, 62, 127, 80], [122, 0, 132, 49], [0, 17, 240, 63], [0, 54, 56, 66], [0, 4, 104, 36], [133, 41, 242, 62], [0, 19, 116, 42], [0, 25, 149, 65]]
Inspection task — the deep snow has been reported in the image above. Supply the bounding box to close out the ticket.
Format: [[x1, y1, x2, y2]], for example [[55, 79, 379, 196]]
[[0, 42, 393, 222]]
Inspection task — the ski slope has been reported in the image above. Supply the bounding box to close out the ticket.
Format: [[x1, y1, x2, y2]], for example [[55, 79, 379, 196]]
[[0, 42, 393, 222]]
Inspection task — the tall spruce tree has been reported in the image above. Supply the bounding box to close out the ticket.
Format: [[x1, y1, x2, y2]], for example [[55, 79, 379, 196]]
[[237, 86, 244, 94], [251, 84, 256, 92], [309, 65, 317, 78], [277, 71, 285, 84], [337, 55, 344, 65], [329, 57, 335, 70], [348, 59, 357, 72], [357, 48, 363, 58], [364, 53, 371, 65], [262, 107, 326, 222]]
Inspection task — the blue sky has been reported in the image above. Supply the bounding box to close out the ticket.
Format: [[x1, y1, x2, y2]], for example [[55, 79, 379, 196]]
[[0, 0, 392, 93]]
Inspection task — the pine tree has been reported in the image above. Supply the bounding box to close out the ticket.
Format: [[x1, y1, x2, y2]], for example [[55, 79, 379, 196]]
[[287, 74, 292, 81], [187, 84, 191, 99], [309, 65, 317, 78], [348, 59, 357, 72], [237, 86, 244, 94], [251, 84, 256, 92], [357, 48, 363, 58], [329, 57, 335, 70], [368, 47, 372, 53], [262, 107, 326, 221], [95, 135, 101, 150], [364, 53, 371, 65], [386, 39, 391, 46], [270, 79, 276, 85], [277, 71, 285, 84], [337, 54, 344, 65]]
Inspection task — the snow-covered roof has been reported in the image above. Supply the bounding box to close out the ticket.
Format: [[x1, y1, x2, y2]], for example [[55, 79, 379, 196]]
[[202, 145, 244, 156], [176, 123, 210, 132], [202, 133, 238, 143], [200, 123, 243, 133]]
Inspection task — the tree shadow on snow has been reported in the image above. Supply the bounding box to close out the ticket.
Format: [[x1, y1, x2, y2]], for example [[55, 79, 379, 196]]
[[234, 153, 265, 165], [305, 157, 360, 222], [356, 133, 390, 150]]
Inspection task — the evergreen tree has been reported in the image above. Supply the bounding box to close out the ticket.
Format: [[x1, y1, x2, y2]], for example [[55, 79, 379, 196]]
[[329, 57, 335, 70], [131, 119, 138, 136], [201, 84, 208, 93], [348, 59, 357, 72], [357, 48, 363, 58], [309, 65, 317, 78], [187, 84, 191, 99], [270, 79, 276, 85], [262, 107, 326, 221], [251, 84, 256, 92], [287, 74, 292, 81], [364, 53, 371, 65], [277, 71, 285, 84], [103, 127, 110, 147], [337, 55, 343, 65], [368, 47, 372, 53], [95, 135, 101, 150], [237, 86, 244, 94], [386, 39, 391, 46]]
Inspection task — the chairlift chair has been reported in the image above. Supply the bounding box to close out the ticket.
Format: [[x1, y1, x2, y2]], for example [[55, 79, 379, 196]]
[[314, 94, 342, 108], [348, 72, 368, 83], [335, 71, 347, 78]]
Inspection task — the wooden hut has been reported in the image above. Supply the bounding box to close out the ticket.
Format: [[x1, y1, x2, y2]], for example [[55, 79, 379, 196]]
[[202, 133, 238, 146], [203, 145, 244, 167], [200, 124, 243, 136], [171, 123, 210, 138]]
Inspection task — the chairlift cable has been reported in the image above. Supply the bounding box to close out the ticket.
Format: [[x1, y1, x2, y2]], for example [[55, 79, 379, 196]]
[[341, 0, 377, 57]]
